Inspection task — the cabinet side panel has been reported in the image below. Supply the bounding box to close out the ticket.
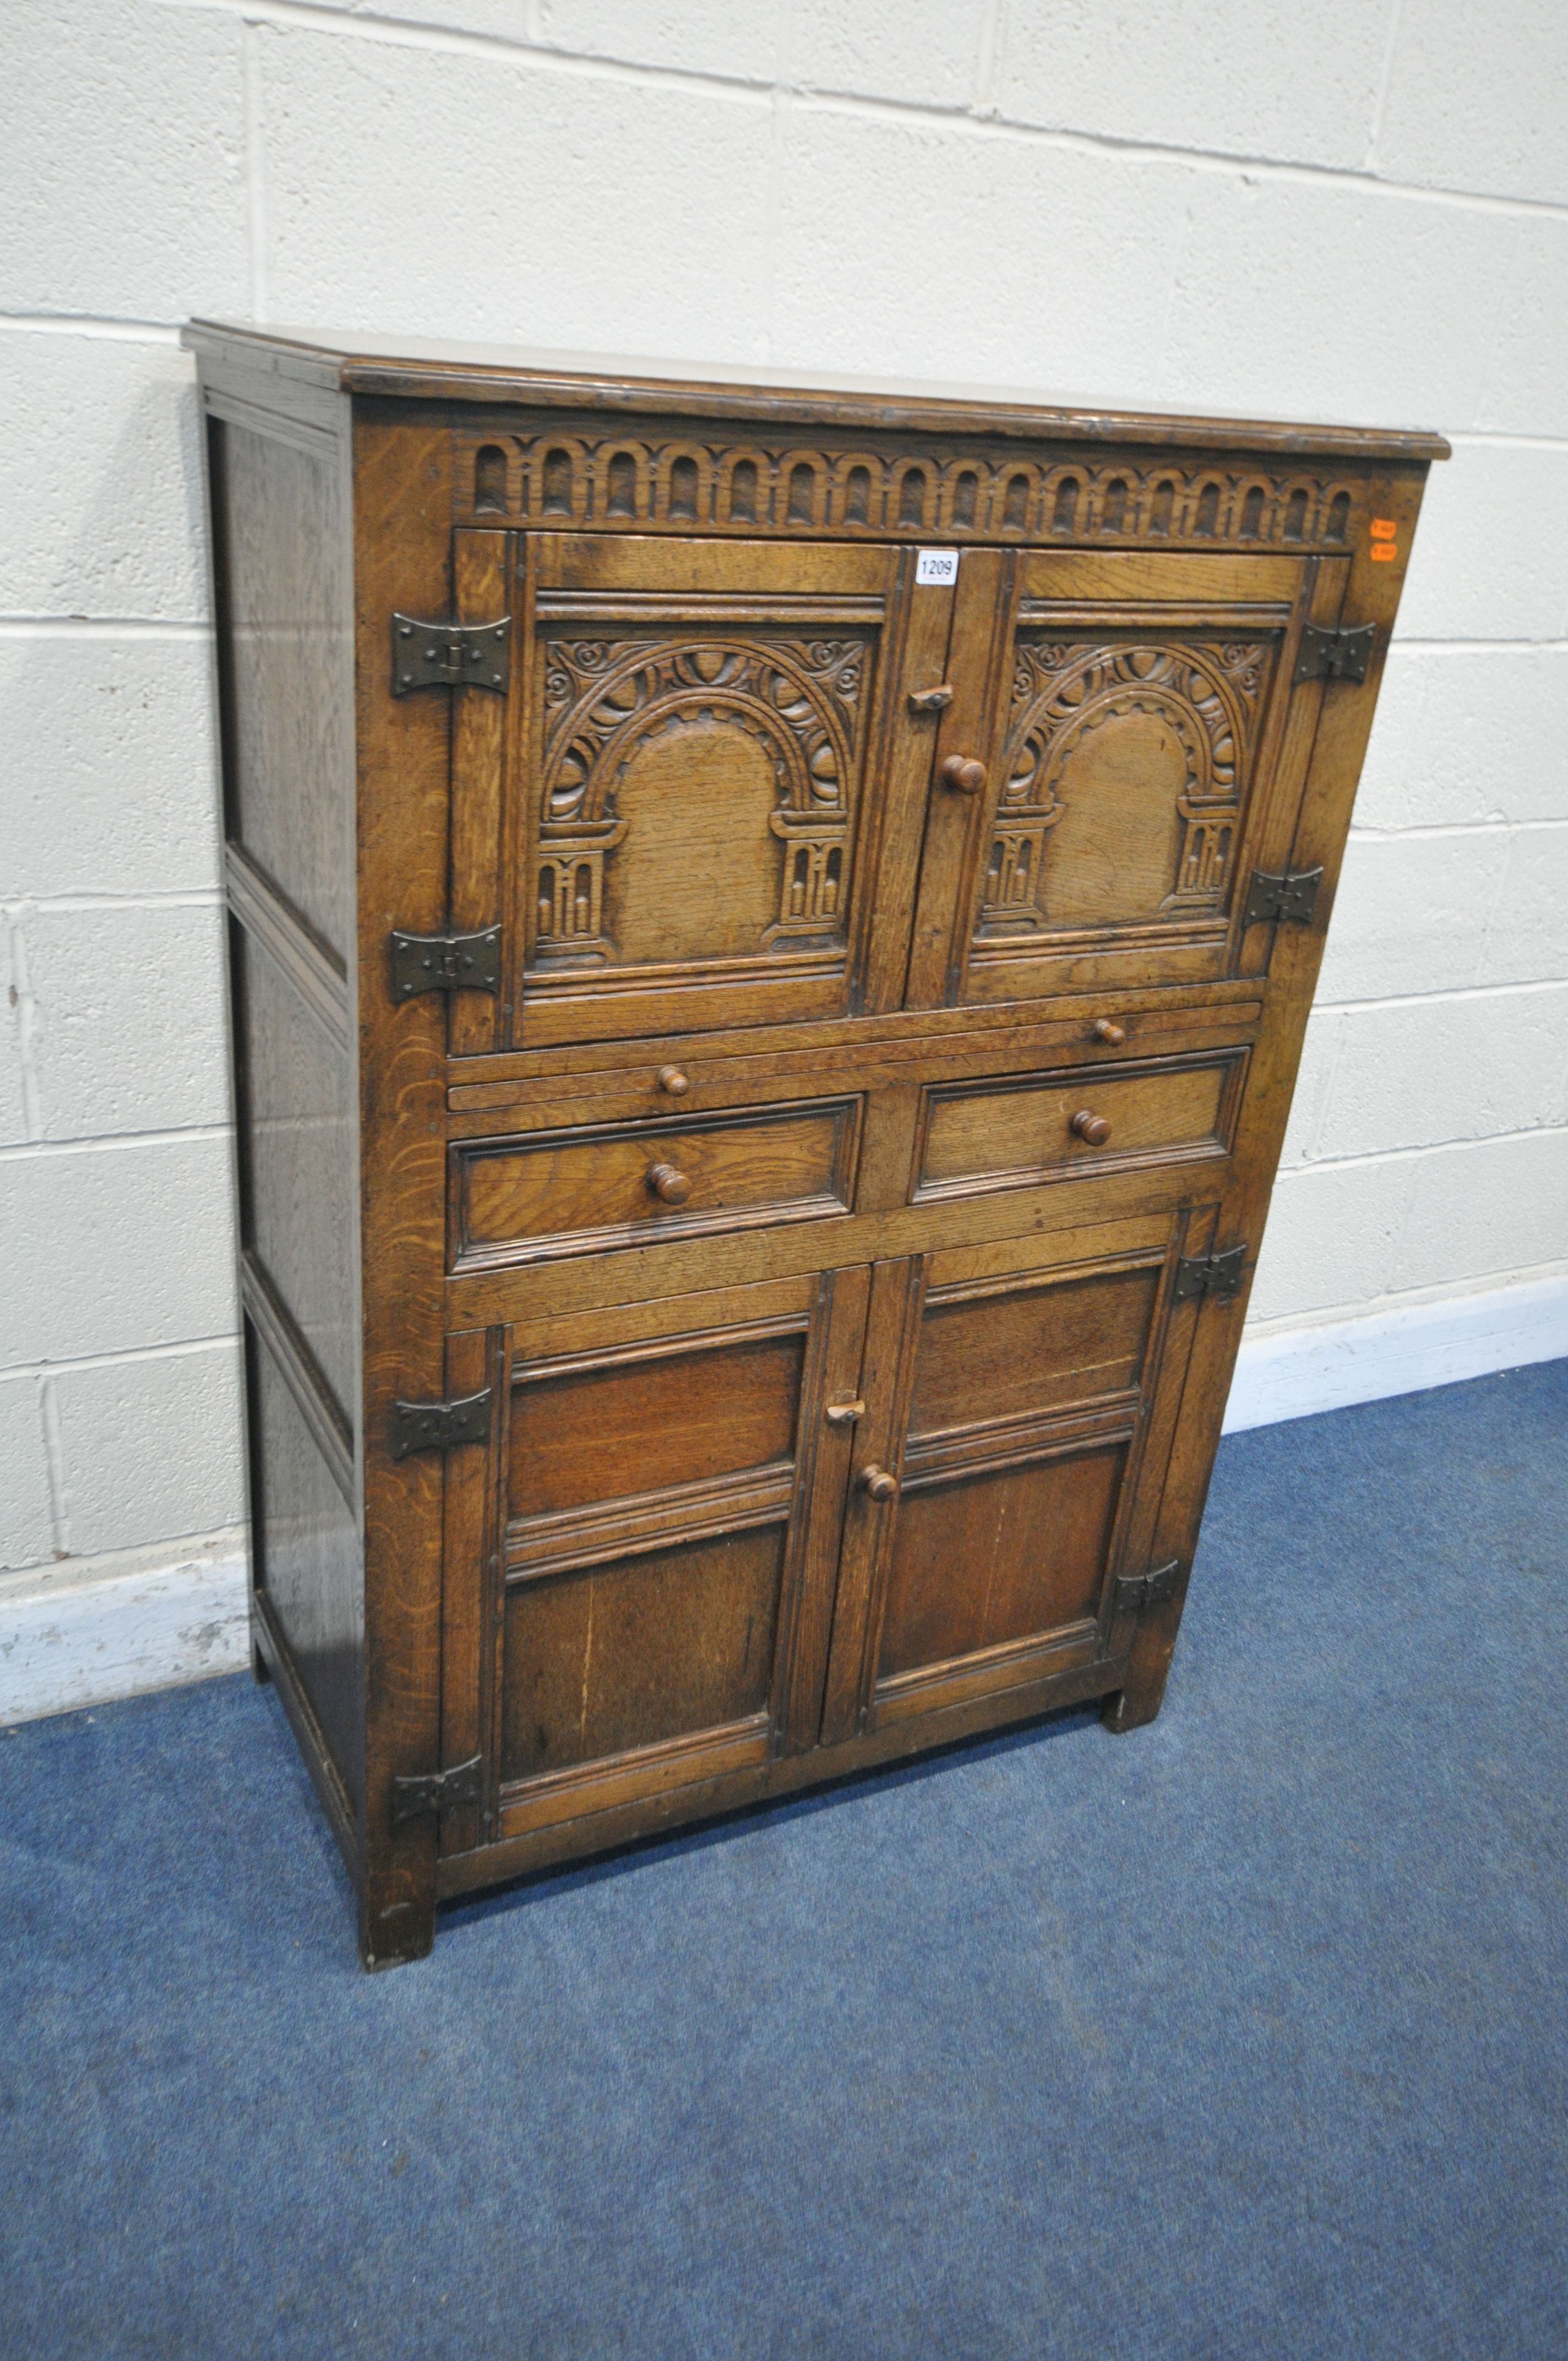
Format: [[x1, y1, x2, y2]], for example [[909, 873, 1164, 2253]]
[[248, 1330, 366, 1819], [204, 376, 367, 1843], [209, 414, 357, 965], [231, 927, 358, 1422]]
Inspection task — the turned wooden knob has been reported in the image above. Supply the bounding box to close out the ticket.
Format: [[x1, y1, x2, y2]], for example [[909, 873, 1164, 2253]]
[[1070, 1109, 1112, 1146], [940, 754, 986, 794], [859, 1464, 899, 1502], [646, 1161, 691, 1205], [1093, 1019, 1126, 1046], [656, 1065, 689, 1096]]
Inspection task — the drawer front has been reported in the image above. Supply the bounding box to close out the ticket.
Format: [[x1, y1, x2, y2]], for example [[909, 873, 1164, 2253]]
[[453, 1097, 861, 1270], [913, 1047, 1248, 1205], [447, 994, 1265, 1133]]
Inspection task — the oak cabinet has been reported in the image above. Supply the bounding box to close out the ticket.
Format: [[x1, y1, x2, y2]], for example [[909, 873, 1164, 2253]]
[[188, 322, 1443, 1966]]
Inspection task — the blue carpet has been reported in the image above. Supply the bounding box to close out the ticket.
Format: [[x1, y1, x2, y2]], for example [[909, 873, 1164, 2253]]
[[2, 1361, 1566, 2360]]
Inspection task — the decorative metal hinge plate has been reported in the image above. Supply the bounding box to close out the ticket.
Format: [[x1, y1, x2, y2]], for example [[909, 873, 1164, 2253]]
[[1294, 622, 1375, 685], [389, 1387, 493, 1460], [1244, 866, 1323, 928], [1173, 1244, 1248, 1303], [391, 1754, 482, 1826], [389, 924, 502, 1001], [1115, 1561, 1182, 1617], [392, 613, 511, 695]]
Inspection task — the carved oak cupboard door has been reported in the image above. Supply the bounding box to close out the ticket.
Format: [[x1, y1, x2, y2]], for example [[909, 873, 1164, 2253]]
[[817, 1210, 1216, 1748], [906, 550, 1349, 1008], [491, 535, 954, 1051], [438, 1267, 873, 1857]]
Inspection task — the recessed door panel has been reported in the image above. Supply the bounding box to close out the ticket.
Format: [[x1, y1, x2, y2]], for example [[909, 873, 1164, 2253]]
[[510, 1325, 806, 1517], [500, 1526, 786, 1784], [910, 1264, 1161, 1430], [878, 1446, 1125, 1680], [989, 633, 1268, 939], [906, 551, 1347, 1008]]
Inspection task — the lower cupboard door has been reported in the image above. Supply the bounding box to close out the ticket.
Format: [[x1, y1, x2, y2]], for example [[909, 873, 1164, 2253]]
[[437, 1266, 871, 1855], [816, 1206, 1217, 1748]]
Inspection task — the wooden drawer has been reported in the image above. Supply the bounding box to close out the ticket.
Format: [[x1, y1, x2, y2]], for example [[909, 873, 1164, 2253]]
[[451, 1097, 861, 1271], [445, 1013, 1259, 1294], [446, 993, 1264, 1130], [912, 1047, 1248, 1206]]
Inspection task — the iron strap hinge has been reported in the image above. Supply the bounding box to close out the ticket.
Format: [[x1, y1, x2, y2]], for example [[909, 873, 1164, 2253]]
[[1173, 1243, 1248, 1304], [1115, 1561, 1182, 1617], [1244, 866, 1323, 928], [391, 613, 511, 695], [389, 924, 502, 1001], [389, 1387, 493, 1460], [391, 1754, 482, 1826], [1293, 622, 1376, 686]]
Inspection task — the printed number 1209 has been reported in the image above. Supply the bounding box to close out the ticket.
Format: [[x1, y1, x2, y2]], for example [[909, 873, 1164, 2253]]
[[916, 548, 960, 585]]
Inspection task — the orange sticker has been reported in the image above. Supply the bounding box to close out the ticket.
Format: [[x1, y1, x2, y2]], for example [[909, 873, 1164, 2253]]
[[1369, 517, 1397, 540], [1370, 544, 1397, 562]]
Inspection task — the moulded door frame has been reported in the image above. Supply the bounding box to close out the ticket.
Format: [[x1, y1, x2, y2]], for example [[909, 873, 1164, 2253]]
[[904, 548, 1349, 1011]]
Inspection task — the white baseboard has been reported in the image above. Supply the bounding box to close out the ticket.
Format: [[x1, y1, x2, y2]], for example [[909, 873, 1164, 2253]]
[[0, 1528, 250, 1727], [2, 1281, 1564, 1725], [1224, 1272, 1568, 1433]]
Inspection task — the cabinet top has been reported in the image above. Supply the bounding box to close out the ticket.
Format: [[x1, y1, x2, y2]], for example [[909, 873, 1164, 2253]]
[[183, 320, 1449, 465]]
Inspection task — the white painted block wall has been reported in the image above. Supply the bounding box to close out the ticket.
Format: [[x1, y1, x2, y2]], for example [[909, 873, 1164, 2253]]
[[2, 2, 1566, 1711]]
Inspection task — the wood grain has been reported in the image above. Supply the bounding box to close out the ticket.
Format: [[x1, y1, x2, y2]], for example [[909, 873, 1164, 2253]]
[[914, 1048, 1246, 1201], [453, 1097, 861, 1269], [192, 328, 1439, 1962], [350, 409, 455, 1967], [186, 322, 1451, 463]]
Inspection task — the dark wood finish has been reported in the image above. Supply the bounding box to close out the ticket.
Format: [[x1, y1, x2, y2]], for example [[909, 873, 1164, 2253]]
[[187, 320, 1441, 1966], [188, 320, 1451, 463]]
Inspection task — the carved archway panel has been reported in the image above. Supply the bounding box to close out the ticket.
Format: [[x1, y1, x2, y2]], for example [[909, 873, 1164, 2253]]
[[975, 638, 1273, 944], [530, 633, 872, 973]]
